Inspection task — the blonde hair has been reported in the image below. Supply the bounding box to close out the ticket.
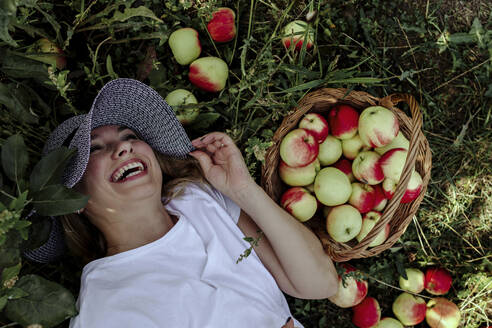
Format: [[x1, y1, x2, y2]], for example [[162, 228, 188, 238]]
[[59, 151, 207, 266]]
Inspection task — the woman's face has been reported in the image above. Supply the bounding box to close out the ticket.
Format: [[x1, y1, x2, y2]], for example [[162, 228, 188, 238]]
[[76, 125, 163, 215]]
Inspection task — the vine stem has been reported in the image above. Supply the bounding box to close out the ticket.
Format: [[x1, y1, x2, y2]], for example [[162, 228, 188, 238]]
[[362, 273, 433, 300]]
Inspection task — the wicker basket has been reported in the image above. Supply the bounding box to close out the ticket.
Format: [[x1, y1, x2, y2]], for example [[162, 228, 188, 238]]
[[261, 88, 432, 262]]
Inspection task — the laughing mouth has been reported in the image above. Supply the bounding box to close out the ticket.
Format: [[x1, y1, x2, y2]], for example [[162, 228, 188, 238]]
[[111, 160, 147, 183]]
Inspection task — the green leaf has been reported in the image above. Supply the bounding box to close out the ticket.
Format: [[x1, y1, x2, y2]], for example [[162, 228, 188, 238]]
[[0, 230, 21, 267], [106, 54, 118, 79], [277, 79, 326, 93], [109, 6, 163, 24], [1, 134, 29, 185], [22, 215, 51, 251], [0, 295, 7, 311], [5, 286, 29, 300], [447, 32, 476, 44], [4, 274, 77, 328], [1, 262, 21, 285], [191, 112, 221, 130], [31, 184, 89, 216], [8, 190, 27, 211], [0, 1, 18, 47], [0, 50, 51, 84], [0, 82, 39, 124], [29, 147, 76, 193]]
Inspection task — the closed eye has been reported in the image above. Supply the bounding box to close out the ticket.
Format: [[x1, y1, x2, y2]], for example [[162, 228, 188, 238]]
[[90, 134, 138, 153]]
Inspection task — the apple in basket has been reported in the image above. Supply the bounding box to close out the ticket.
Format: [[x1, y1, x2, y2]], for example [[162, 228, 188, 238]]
[[399, 268, 425, 294], [280, 187, 317, 222], [356, 211, 390, 247], [426, 298, 461, 328], [326, 204, 362, 243], [392, 292, 426, 326], [424, 267, 452, 295], [314, 167, 352, 206], [189, 57, 229, 92], [279, 158, 320, 187], [332, 158, 355, 182], [328, 104, 359, 140], [206, 7, 236, 43], [281, 20, 314, 51], [379, 148, 408, 181], [298, 113, 329, 143], [374, 317, 404, 328], [352, 151, 384, 185], [349, 183, 376, 213], [279, 128, 319, 167], [165, 89, 200, 125], [358, 106, 399, 148], [382, 170, 423, 203], [342, 134, 370, 160], [372, 184, 387, 211], [318, 135, 343, 166], [328, 263, 368, 308], [352, 297, 381, 328], [168, 28, 201, 65], [375, 131, 409, 155]]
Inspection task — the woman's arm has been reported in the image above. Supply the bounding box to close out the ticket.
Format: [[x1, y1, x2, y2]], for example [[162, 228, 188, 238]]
[[190, 132, 338, 299]]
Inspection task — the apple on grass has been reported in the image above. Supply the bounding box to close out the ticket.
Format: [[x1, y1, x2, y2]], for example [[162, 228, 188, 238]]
[[352, 297, 381, 328], [382, 170, 423, 203], [298, 113, 329, 143], [399, 268, 425, 294], [392, 292, 426, 326], [424, 268, 452, 295], [279, 128, 319, 167], [189, 57, 229, 92], [207, 7, 236, 43], [372, 184, 387, 211], [356, 211, 390, 247], [326, 204, 362, 243], [314, 167, 352, 206], [426, 298, 461, 328], [282, 20, 314, 51], [279, 158, 320, 186], [280, 187, 317, 222], [359, 106, 399, 148], [328, 263, 368, 308], [375, 131, 409, 155], [318, 135, 342, 165], [349, 183, 376, 213], [165, 89, 199, 125], [332, 158, 355, 182], [168, 28, 201, 65], [328, 104, 359, 140], [374, 318, 403, 328], [352, 151, 384, 185], [26, 38, 67, 69], [342, 134, 370, 160]]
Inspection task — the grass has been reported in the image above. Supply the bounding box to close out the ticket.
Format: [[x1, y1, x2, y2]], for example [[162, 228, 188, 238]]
[[0, 0, 491, 327]]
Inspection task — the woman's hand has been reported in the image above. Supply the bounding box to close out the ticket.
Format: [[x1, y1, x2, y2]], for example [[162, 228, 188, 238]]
[[189, 132, 256, 199]]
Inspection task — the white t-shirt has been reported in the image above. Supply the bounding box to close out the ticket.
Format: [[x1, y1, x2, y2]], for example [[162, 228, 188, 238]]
[[69, 182, 303, 328]]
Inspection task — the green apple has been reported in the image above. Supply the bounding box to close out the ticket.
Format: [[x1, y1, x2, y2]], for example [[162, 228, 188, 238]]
[[282, 20, 314, 51], [375, 131, 409, 155], [379, 148, 408, 182], [280, 187, 317, 222], [189, 56, 229, 92], [342, 134, 370, 160], [318, 135, 342, 165], [352, 151, 384, 185], [356, 211, 390, 247], [392, 292, 426, 326], [314, 167, 352, 206], [399, 268, 425, 293], [279, 158, 320, 186], [326, 204, 362, 242], [359, 106, 399, 147], [374, 317, 403, 328], [426, 298, 461, 328], [165, 89, 199, 125], [168, 28, 201, 65]]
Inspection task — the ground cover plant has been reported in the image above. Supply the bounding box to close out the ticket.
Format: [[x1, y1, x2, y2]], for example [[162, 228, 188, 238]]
[[0, 0, 490, 327]]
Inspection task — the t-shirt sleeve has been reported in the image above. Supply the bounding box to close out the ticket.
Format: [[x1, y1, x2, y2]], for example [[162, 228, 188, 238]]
[[198, 183, 242, 224]]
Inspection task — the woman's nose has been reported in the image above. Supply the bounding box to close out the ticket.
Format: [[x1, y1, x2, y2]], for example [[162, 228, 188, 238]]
[[112, 140, 133, 159]]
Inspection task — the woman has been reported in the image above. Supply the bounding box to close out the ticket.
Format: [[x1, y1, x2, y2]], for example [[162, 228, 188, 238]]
[[33, 78, 338, 327]]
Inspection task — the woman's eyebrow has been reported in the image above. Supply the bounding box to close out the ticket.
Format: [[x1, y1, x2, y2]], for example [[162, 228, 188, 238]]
[[90, 126, 130, 140]]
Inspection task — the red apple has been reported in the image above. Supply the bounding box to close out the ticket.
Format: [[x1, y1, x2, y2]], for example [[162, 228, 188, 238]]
[[399, 268, 425, 293], [279, 128, 319, 167], [382, 178, 397, 199], [189, 57, 229, 92], [426, 298, 461, 328], [359, 106, 399, 147], [424, 268, 452, 295], [372, 184, 387, 211], [374, 318, 403, 328], [165, 89, 200, 125], [382, 170, 423, 203], [314, 167, 352, 206], [169, 28, 201, 65], [326, 204, 362, 242], [206, 7, 236, 42], [375, 131, 409, 155], [328, 104, 359, 140], [280, 187, 317, 222], [352, 151, 384, 185], [282, 20, 314, 51], [352, 297, 381, 328], [298, 113, 329, 143], [279, 158, 320, 186], [332, 158, 355, 182], [318, 135, 342, 165], [392, 292, 426, 326], [379, 148, 407, 181], [328, 263, 368, 308], [349, 183, 376, 213], [26, 38, 67, 69], [356, 211, 390, 247], [342, 134, 371, 160]]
